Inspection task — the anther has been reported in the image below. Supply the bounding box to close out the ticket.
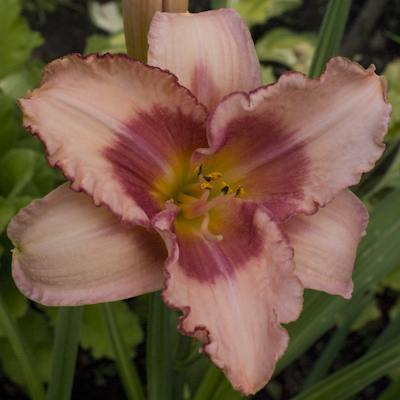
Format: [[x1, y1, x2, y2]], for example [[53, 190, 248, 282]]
[[208, 172, 222, 180], [220, 182, 233, 195], [235, 185, 245, 198], [194, 164, 203, 176], [201, 182, 213, 190]]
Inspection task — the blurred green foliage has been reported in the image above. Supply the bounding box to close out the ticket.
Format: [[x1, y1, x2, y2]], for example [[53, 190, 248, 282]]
[[0, 0, 43, 79], [256, 28, 317, 74], [211, 0, 302, 27], [84, 1, 127, 55], [0, 0, 143, 395]]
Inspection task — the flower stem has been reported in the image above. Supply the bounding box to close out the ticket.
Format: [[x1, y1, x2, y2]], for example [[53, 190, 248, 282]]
[[0, 292, 45, 400], [46, 306, 83, 400], [147, 291, 173, 400], [99, 302, 146, 400]]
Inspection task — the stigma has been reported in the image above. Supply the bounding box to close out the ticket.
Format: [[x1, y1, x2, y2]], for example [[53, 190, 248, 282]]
[[176, 165, 244, 242]]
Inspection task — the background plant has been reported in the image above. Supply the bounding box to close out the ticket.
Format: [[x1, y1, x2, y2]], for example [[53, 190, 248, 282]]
[[1, 0, 400, 399]]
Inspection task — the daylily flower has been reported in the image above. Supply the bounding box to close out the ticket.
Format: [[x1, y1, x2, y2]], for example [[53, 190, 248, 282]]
[[7, 9, 391, 395]]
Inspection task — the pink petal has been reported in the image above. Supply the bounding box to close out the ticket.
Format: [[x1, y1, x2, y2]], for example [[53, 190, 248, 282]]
[[148, 9, 262, 111], [7, 184, 167, 306], [153, 200, 303, 395], [193, 56, 391, 221], [284, 189, 369, 299], [18, 53, 208, 228]]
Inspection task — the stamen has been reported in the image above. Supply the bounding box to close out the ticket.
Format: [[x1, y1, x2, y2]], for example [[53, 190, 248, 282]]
[[201, 182, 213, 190], [194, 164, 203, 176], [178, 165, 244, 220], [201, 212, 223, 242], [220, 182, 233, 195], [204, 172, 222, 181], [235, 185, 245, 198]]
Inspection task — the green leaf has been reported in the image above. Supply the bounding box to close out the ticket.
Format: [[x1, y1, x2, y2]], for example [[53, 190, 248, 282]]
[[376, 376, 400, 400], [0, 59, 44, 102], [80, 301, 143, 360], [0, 148, 57, 199], [382, 58, 400, 141], [256, 28, 317, 74], [0, 307, 53, 385], [0, 0, 43, 79], [147, 291, 173, 400], [212, 0, 302, 27], [46, 307, 83, 400], [0, 295, 45, 400], [380, 261, 400, 292], [303, 293, 374, 389], [308, 0, 352, 78], [0, 266, 29, 333], [0, 148, 37, 198], [260, 65, 276, 85], [0, 92, 17, 158], [371, 147, 400, 194], [276, 187, 400, 374], [100, 302, 145, 400], [84, 32, 127, 55], [350, 296, 381, 331], [0, 197, 15, 233], [290, 337, 400, 400]]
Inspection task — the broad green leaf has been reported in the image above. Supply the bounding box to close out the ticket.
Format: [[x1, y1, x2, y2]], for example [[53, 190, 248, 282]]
[[212, 0, 302, 27], [0, 148, 57, 199], [389, 296, 400, 321], [211, 375, 249, 400], [382, 58, 400, 141], [80, 301, 143, 360], [0, 294, 45, 400], [380, 262, 400, 292], [0, 197, 15, 233], [256, 28, 316, 74], [0, 59, 44, 101], [0, 0, 43, 79], [0, 92, 17, 158], [42, 301, 143, 362], [84, 32, 127, 55], [211, 0, 228, 8], [261, 65, 276, 85], [376, 375, 400, 400], [0, 308, 52, 385], [350, 297, 381, 331], [276, 188, 400, 374], [369, 147, 400, 196], [0, 148, 36, 198], [0, 266, 28, 334]]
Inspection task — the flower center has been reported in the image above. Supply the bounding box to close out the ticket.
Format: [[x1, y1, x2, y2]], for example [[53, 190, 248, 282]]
[[175, 164, 244, 242]]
